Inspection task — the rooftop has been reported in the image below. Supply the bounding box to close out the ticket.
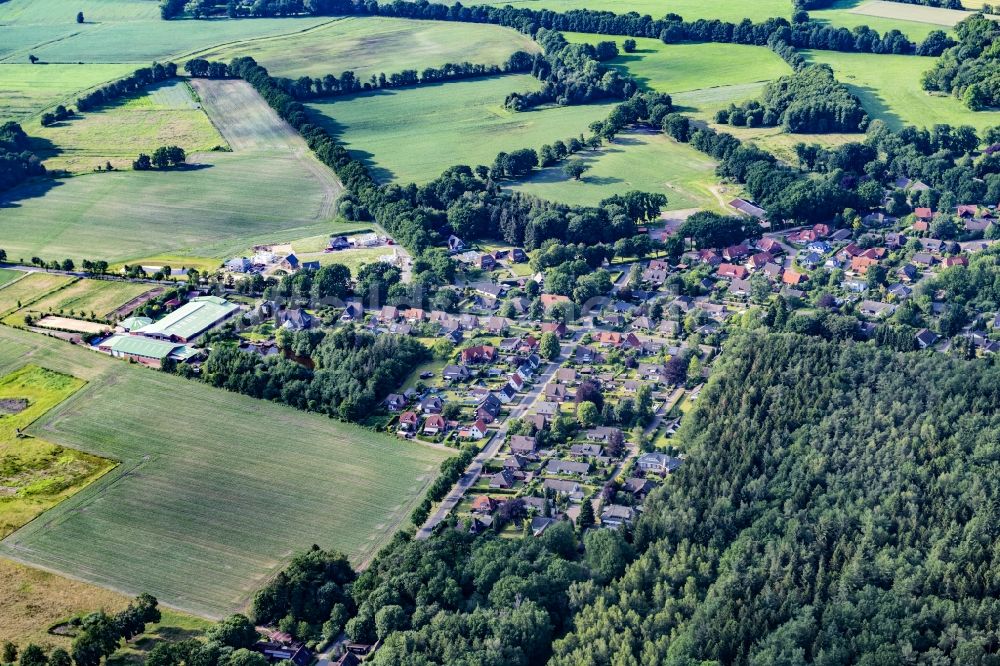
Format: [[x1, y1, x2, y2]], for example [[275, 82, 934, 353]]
[[137, 296, 239, 340]]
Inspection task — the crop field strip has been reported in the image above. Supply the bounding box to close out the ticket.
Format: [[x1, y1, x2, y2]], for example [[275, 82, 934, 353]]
[[5, 279, 156, 322], [306, 74, 618, 184], [0, 326, 451, 618], [0, 78, 342, 264], [191, 16, 541, 81]]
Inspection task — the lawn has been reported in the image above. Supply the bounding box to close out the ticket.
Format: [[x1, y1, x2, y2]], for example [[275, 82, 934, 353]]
[[564, 34, 792, 96], [0, 365, 115, 541], [430, 0, 790, 22], [0, 326, 451, 618], [306, 74, 618, 183], [0, 79, 343, 263], [803, 50, 1000, 131], [510, 130, 724, 211], [0, 63, 139, 122], [8, 279, 155, 322], [0, 273, 75, 316], [31, 80, 225, 173], [810, 0, 976, 41], [192, 16, 540, 81]]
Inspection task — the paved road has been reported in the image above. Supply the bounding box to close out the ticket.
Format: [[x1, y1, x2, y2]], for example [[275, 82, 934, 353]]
[[414, 332, 582, 539]]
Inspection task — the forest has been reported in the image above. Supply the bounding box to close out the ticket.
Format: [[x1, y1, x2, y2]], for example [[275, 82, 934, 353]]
[[921, 14, 1000, 110]]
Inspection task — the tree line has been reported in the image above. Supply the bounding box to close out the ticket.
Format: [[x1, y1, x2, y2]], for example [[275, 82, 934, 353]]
[[921, 14, 1000, 110], [0, 121, 45, 194], [76, 62, 177, 112]]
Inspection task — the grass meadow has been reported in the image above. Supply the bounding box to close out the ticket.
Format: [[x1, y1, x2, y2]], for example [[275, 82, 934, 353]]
[[0, 326, 451, 618], [0, 365, 114, 540], [193, 16, 540, 81], [0, 273, 75, 316], [803, 50, 1000, 131], [564, 34, 792, 96], [31, 80, 224, 173], [307, 74, 618, 183], [0, 79, 342, 263], [511, 130, 724, 211], [809, 0, 981, 41], [0, 63, 139, 122], [7, 279, 155, 322]]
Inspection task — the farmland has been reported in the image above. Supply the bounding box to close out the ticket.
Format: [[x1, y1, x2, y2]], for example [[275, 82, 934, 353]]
[[192, 16, 540, 81], [0, 63, 138, 123], [0, 273, 75, 317], [810, 0, 973, 41], [511, 130, 725, 211], [564, 35, 792, 97], [31, 80, 224, 173], [6, 279, 155, 322], [804, 50, 1000, 131], [0, 326, 451, 618], [0, 79, 342, 263], [306, 74, 617, 183], [0, 365, 114, 541]]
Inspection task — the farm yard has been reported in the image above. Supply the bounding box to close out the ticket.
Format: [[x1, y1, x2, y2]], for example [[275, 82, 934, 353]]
[[0, 326, 451, 618], [510, 130, 725, 211], [192, 16, 540, 80], [803, 50, 1000, 131], [0, 78, 342, 263], [0, 364, 114, 541], [306, 74, 617, 183], [30, 80, 224, 173]]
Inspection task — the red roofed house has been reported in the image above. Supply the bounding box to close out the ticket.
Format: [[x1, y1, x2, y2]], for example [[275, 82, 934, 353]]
[[540, 322, 568, 337], [471, 496, 498, 514], [783, 270, 806, 286], [717, 263, 749, 280], [957, 205, 979, 218], [851, 255, 879, 275], [461, 345, 496, 364], [722, 244, 749, 261], [540, 294, 571, 309], [423, 414, 446, 435], [914, 208, 933, 221], [398, 411, 420, 432], [746, 252, 771, 271], [813, 223, 830, 237], [944, 255, 968, 268], [757, 237, 783, 254]]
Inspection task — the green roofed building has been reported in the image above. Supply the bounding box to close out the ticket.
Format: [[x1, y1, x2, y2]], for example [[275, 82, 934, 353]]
[[136, 295, 240, 342], [99, 335, 200, 368], [118, 315, 153, 332]]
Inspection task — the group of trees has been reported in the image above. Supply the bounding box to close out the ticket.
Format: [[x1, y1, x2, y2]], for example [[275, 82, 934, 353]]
[[133, 146, 186, 170], [921, 14, 1000, 110], [76, 62, 177, 112], [201, 325, 428, 421], [40, 104, 73, 127], [0, 121, 44, 194], [715, 64, 869, 133], [71, 595, 161, 666]]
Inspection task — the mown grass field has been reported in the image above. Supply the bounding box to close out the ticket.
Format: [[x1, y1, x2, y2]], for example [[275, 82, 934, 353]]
[[810, 0, 974, 41], [431, 0, 791, 22], [0, 269, 24, 289], [0, 63, 139, 122], [0, 326, 451, 618], [8, 279, 155, 322], [0, 365, 114, 540], [0, 273, 75, 316], [511, 130, 724, 211], [193, 16, 540, 81], [31, 80, 224, 173], [0, 79, 342, 263], [307, 74, 617, 183], [803, 50, 1000, 131], [565, 34, 792, 96]]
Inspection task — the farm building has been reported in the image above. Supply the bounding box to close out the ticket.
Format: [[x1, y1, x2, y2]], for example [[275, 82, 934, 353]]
[[99, 335, 198, 368], [136, 296, 239, 342]]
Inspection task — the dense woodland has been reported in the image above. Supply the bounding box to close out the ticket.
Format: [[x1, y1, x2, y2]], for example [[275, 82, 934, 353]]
[[716, 64, 869, 133], [922, 14, 1000, 110], [0, 121, 44, 193]]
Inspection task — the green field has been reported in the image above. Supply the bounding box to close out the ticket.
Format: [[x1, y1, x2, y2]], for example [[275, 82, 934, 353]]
[[32, 80, 224, 172], [0, 0, 331, 65], [9, 279, 155, 321], [193, 16, 540, 81], [0, 78, 342, 263], [0, 269, 23, 289], [431, 0, 790, 22], [0, 326, 450, 618], [804, 50, 1000, 131], [0, 63, 139, 122], [0, 273, 75, 316], [0, 365, 114, 540], [565, 34, 792, 96], [810, 0, 971, 41], [511, 130, 724, 211], [307, 74, 617, 183]]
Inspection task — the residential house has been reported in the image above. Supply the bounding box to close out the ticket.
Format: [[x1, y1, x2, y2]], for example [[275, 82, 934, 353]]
[[546, 459, 591, 476], [477, 394, 502, 423], [490, 469, 515, 489], [541, 322, 568, 338], [543, 478, 583, 499], [637, 452, 682, 474], [384, 394, 407, 412], [423, 414, 447, 435], [601, 504, 635, 527], [497, 384, 518, 404], [915, 328, 939, 349], [717, 263, 749, 280], [469, 419, 489, 440], [586, 426, 622, 443], [461, 345, 496, 364], [570, 443, 603, 457], [442, 364, 470, 381], [420, 395, 443, 414], [783, 269, 806, 286], [859, 300, 896, 318], [398, 411, 420, 432], [509, 435, 538, 456]]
